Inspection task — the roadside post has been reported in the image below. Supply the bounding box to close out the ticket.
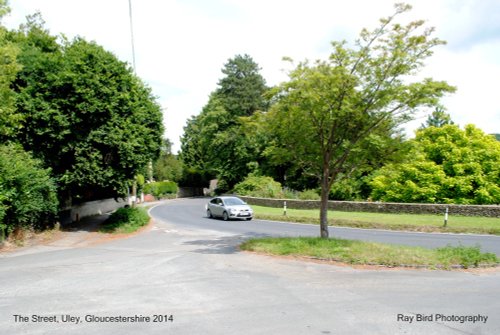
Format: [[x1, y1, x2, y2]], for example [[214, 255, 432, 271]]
[[443, 206, 449, 227], [284, 201, 287, 216]]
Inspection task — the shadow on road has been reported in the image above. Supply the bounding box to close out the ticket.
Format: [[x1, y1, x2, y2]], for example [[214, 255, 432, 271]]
[[61, 214, 110, 233], [183, 233, 271, 255]]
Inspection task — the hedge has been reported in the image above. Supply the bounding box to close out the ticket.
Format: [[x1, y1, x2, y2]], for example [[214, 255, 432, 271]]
[[143, 181, 178, 198]]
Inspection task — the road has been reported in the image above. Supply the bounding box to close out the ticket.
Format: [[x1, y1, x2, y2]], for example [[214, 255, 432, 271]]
[[152, 197, 500, 255], [0, 197, 498, 335]]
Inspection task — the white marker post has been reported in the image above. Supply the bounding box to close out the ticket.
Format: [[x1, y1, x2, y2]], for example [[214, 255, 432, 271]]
[[443, 207, 449, 227], [284, 201, 287, 216]]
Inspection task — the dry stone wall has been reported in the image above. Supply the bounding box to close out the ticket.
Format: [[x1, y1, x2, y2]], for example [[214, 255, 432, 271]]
[[238, 196, 500, 218]]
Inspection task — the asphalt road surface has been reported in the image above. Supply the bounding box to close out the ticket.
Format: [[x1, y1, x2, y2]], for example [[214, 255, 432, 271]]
[[0, 198, 498, 335], [152, 198, 500, 255]]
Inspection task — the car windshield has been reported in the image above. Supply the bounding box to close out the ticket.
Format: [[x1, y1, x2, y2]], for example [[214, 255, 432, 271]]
[[224, 198, 245, 206]]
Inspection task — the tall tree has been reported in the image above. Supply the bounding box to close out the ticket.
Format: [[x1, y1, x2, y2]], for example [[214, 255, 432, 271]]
[[181, 55, 269, 187], [0, 0, 22, 141], [12, 19, 163, 203], [420, 106, 454, 129], [153, 139, 183, 182], [264, 4, 455, 238], [217, 54, 268, 117]]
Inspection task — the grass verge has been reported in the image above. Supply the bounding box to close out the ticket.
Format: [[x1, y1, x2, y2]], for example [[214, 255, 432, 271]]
[[99, 207, 150, 234], [252, 206, 500, 235], [240, 237, 499, 269]]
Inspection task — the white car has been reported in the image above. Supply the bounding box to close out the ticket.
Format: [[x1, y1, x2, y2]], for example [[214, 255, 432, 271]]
[[206, 196, 253, 221]]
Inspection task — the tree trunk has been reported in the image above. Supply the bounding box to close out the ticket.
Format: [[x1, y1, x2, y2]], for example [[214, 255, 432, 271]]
[[131, 181, 137, 207], [319, 169, 330, 238]]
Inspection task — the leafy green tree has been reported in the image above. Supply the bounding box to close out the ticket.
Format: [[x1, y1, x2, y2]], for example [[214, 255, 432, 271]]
[[314, 125, 409, 200], [371, 124, 500, 204], [180, 94, 229, 178], [0, 0, 9, 18], [0, 144, 58, 238], [181, 55, 269, 187], [217, 54, 268, 117], [153, 139, 183, 182], [0, 1, 22, 141], [263, 4, 455, 238], [420, 106, 454, 129], [12, 19, 163, 203]]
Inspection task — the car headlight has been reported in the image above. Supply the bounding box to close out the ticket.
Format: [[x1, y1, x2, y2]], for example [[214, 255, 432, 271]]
[[229, 208, 238, 214]]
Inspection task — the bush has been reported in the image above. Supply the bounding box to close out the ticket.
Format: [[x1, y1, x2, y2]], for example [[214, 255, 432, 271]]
[[298, 189, 320, 200], [370, 125, 500, 204], [214, 179, 230, 195], [100, 207, 149, 233], [143, 181, 178, 198], [179, 167, 211, 187], [0, 145, 58, 238], [233, 175, 283, 198]]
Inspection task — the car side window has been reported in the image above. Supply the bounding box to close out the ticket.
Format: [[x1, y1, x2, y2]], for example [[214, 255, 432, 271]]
[[217, 199, 223, 206], [210, 199, 217, 204]]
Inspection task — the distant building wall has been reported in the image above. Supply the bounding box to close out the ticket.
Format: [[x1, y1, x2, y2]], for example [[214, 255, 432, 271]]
[[177, 187, 204, 198]]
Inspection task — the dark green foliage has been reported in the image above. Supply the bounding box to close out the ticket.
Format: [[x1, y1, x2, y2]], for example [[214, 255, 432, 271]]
[[0, 24, 22, 142], [143, 181, 178, 198], [0, 144, 58, 236], [11, 22, 163, 202], [180, 55, 269, 188], [178, 167, 211, 188], [217, 54, 268, 117], [153, 139, 183, 182], [99, 207, 149, 233]]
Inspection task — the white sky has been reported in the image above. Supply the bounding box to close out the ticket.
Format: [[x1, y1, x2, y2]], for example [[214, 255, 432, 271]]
[[4, 0, 500, 153]]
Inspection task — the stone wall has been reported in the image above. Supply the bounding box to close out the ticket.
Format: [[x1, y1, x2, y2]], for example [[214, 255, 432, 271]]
[[238, 196, 500, 218], [60, 198, 127, 225], [177, 187, 205, 198]]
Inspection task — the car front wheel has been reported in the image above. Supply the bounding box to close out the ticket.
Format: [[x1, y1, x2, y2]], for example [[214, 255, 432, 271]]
[[222, 211, 229, 221]]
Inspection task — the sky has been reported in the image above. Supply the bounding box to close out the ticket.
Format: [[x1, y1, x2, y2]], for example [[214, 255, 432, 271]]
[[4, 0, 500, 153]]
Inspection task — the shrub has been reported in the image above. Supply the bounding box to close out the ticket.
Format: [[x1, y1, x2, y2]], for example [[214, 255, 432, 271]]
[[100, 207, 149, 233], [214, 179, 230, 195], [233, 175, 283, 198], [143, 181, 178, 198], [179, 167, 211, 187], [283, 189, 298, 199], [0, 145, 58, 238], [370, 125, 500, 204], [298, 189, 320, 200]]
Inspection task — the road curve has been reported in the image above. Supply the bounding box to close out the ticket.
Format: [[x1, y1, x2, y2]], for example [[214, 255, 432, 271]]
[[150, 197, 500, 255], [1, 197, 499, 335]]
